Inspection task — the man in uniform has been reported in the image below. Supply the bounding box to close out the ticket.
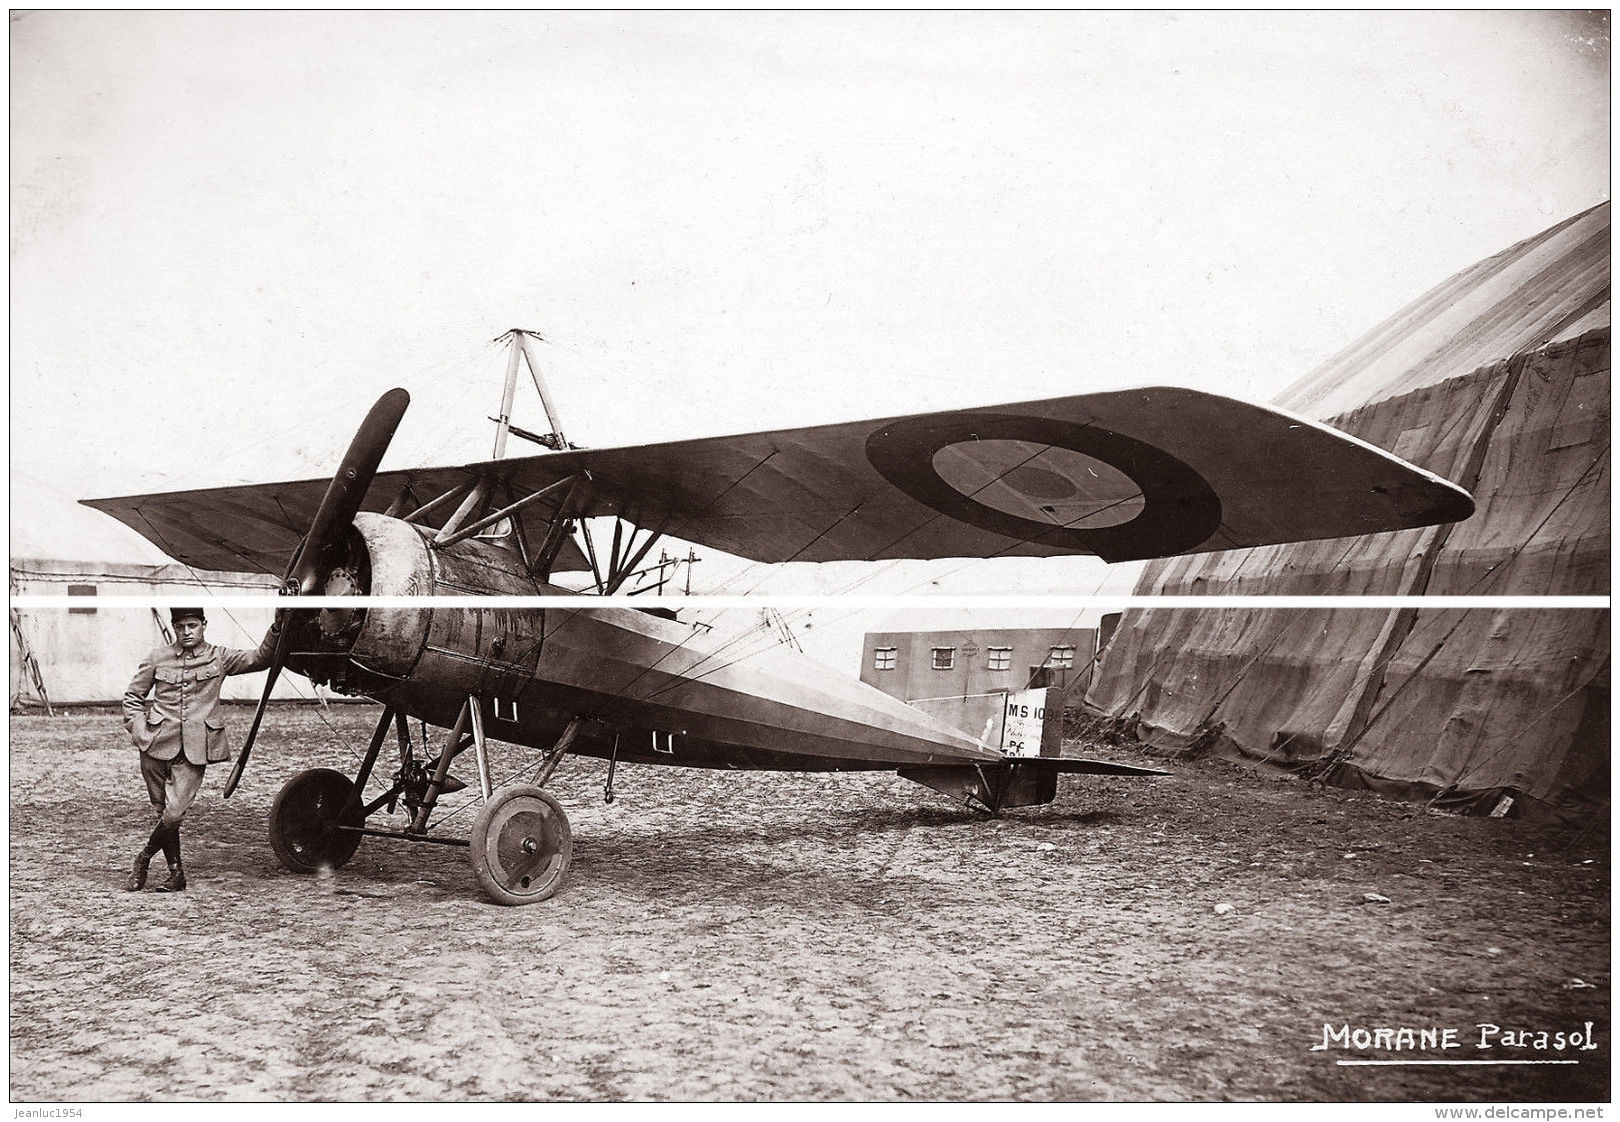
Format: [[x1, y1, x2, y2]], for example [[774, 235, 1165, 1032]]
[[121, 606, 283, 892]]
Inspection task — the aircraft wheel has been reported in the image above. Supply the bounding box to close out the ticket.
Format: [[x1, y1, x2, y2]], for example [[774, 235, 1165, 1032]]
[[269, 768, 365, 874], [469, 785, 572, 905]]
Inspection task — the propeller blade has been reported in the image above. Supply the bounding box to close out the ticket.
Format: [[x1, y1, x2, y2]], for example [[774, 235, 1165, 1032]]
[[221, 626, 289, 799], [224, 388, 409, 798], [289, 387, 410, 593]]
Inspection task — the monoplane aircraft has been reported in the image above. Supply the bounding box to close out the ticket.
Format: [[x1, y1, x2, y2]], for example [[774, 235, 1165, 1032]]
[[86, 332, 1474, 904]]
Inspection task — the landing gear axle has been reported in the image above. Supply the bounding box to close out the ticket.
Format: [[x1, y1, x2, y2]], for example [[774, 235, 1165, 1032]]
[[267, 700, 581, 905]]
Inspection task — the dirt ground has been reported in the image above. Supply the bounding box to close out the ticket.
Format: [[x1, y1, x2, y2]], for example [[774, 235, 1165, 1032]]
[[8, 705, 1609, 1103]]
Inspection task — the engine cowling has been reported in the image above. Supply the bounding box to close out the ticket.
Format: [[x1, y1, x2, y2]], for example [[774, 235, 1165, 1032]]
[[290, 512, 548, 704]]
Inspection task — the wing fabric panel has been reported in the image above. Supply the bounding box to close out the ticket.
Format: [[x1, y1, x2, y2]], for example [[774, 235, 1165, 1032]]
[[83, 467, 591, 576], [495, 387, 1474, 563], [83, 387, 1474, 572]]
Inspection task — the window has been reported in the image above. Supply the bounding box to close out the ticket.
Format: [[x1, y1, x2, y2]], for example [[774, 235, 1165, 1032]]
[[987, 647, 1012, 671], [873, 646, 897, 671], [67, 584, 97, 615], [931, 647, 955, 670], [1047, 645, 1075, 669]]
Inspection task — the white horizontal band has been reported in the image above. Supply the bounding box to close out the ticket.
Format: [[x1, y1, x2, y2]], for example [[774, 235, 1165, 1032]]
[[9, 594, 1610, 610]]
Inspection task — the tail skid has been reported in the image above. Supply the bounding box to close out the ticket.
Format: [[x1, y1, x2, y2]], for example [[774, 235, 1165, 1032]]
[[897, 757, 1169, 815]]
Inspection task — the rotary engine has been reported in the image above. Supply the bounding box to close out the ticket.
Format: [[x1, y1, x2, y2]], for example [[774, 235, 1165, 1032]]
[[285, 513, 434, 694], [285, 511, 546, 700]]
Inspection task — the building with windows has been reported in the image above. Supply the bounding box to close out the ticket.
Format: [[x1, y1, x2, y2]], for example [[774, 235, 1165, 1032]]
[[859, 627, 1097, 740], [10, 472, 292, 708]]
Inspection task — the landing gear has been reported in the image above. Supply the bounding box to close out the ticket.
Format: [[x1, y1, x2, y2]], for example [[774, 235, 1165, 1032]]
[[267, 700, 586, 904], [468, 785, 573, 905], [269, 768, 365, 873]]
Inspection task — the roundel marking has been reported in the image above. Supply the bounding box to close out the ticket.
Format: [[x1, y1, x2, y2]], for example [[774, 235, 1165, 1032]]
[[864, 413, 1223, 561], [933, 440, 1146, 529]]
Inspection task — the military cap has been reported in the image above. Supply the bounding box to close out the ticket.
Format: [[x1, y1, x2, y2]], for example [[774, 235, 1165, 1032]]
[[170, 607, 207, 623]]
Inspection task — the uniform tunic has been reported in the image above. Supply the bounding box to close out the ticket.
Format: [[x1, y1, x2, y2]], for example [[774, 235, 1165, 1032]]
[[122, 629, 279, 828], [122, 631, 280, 765]]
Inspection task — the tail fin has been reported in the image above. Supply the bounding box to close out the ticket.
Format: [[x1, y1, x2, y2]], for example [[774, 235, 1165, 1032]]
[[898, 757, 1169, 814]]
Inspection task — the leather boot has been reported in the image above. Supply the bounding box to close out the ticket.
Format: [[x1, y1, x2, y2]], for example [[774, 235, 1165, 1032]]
[[155, 824, 185, 891], [127, 820, 168, 891], [125, 849, 154, 891], [155, 860, 187, 893]]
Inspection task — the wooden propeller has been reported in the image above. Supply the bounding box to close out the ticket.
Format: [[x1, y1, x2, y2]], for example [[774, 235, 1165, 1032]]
[[223, 389, 410, 798]]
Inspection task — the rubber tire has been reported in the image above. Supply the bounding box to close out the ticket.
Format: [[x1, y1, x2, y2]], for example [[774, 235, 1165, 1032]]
[[268, 767, 365, 874], [468, 785, 572, 905]]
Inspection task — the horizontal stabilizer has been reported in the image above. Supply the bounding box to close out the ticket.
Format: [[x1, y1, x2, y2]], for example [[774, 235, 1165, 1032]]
[[898, 756, 1168, 812], [1036, 758, 1173, 777]]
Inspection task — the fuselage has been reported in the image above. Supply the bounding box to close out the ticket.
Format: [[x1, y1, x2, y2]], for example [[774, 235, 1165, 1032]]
[[285, 512, 1000, 773]]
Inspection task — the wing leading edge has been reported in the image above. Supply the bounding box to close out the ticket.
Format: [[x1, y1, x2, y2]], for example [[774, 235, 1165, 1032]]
[[83, 386, 1473, 573]]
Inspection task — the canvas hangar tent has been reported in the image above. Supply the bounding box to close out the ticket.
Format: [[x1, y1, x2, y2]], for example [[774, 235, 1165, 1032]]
[[1084, 204, 1609, 821]]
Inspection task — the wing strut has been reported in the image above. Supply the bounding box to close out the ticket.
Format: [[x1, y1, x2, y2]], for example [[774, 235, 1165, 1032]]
[[603, 523, 665, 593], [431, 474, 577, 549], [401, 482, 474, 525], [533, 475, 591, 581]]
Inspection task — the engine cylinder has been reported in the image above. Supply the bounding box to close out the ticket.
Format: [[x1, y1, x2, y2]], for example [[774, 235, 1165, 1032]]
[[342, 512, 436, 677]]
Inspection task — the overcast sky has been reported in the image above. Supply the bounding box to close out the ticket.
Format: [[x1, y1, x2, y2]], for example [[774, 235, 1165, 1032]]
[[10, 11, 1610, 664], [13, 11, 1608, 489]]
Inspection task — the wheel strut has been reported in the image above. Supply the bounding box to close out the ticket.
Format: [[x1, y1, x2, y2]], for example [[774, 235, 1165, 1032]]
[[534, 716, 583, 788], [604, 731, 620, 805], [466, 696, 494, 799], [273, 698, 585, 906]]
